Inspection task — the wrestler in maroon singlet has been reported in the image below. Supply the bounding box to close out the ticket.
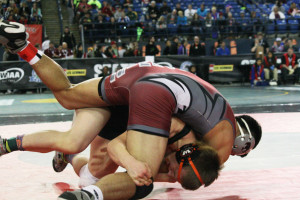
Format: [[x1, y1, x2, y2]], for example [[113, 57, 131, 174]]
[[98, 62, 236, 139]]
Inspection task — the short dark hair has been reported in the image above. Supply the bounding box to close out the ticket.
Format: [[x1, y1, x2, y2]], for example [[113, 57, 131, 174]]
[[180, 141, 221, 190]]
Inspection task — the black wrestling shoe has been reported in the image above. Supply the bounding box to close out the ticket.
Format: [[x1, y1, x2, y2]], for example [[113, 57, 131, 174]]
[[52, 151, 69, 172], [0, 19, 28, 53], [0, 136, 8, 156], [57, 189, 95, 200]]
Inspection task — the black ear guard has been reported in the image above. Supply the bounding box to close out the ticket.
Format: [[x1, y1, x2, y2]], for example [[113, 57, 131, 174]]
[[176, 143, 200, 165], [175, 143, 204, 185]]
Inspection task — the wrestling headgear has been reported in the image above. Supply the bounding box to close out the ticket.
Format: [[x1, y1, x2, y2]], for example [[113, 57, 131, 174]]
[[231, 117, 255, 156], [176, 143, 204, 185]]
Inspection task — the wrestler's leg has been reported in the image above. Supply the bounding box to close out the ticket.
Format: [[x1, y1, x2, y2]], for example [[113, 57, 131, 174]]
[[2, 108, 111, 155], [70, 136, 119, 187], [89, 130, 168, 200], [32, 55, 109, 109]]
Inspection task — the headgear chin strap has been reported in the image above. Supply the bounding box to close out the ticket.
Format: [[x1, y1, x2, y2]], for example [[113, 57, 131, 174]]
[[175, 143, 204, 185], [232, 118, 255, 156]]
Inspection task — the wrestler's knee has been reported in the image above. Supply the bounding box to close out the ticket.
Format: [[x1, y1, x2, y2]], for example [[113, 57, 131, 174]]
[[61, 134, 87, 154]]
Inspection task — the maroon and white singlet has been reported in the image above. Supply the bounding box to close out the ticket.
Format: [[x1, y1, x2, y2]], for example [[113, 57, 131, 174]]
[[98, 62, 236, 138]]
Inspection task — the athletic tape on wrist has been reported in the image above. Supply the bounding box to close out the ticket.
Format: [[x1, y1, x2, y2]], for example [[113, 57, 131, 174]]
[[18, 42, 43, 65]]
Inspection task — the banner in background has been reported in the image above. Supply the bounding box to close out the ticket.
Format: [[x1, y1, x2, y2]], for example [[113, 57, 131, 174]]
[[25, 24, 43, 46], [1, 55, 299, 90]]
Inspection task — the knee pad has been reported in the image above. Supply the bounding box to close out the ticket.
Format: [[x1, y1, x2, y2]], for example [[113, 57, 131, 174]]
[[129, 180, 154, 200]]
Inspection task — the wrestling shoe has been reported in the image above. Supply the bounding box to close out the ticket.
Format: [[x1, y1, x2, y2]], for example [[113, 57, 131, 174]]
[[0, 136, 7, 156], [52, 151, 68, 172], [0, 19, 28, 53], [57, 189, 95, 200]]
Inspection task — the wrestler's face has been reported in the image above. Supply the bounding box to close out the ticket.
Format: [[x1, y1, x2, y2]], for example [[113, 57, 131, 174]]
[[165, 152, 180, 182]]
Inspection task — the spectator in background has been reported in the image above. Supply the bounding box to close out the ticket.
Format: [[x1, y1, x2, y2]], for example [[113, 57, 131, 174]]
[[94, 45, 106, 58], [159, 1, 171, 16], [101, 1, 114, 17], [147, 1, 160, 22], [60, 26, 76, 50], [251, 32, 269, 54], [177, 40, 188, 55], [239, 10, 250, 36], [123, 0, 133, 9], [271, 37, 284, 53], [126, 6, 137, 21], [250, 58, 267, 86], [117, 11, 130, 23], [30, 2, 42, 19], [77, 0, 91, 13], [104, 46, 117, 58], [163, 40, 172, 55], [218, 12, 226, 34], [283, 38, 298, 52], [191, 13, 203, 35], [190, 36, 205, 56], [114, 5, 123, 20], [145, 36, 159, 55], [42, 36, 50, 52], [166, 9, 177, 24], [11, 2, 19, 16], [264, 51, 278, 84], [133, 41, 142, 56], [99, 66, 110, 78], [19, 2, 30, 18], [280, 48, 300, 84], [223, 5, 232, 18], [288, 2, 300, 17], [86, 46, 95, 58], [111, 41, 119, 57], [7, 14, 15, 22], [204, 12, 214, 37], [18, 15, 28, 24], [61, 42, 73, 58], [3, 48, 19, 61], [216, 41, 230, 56], [269, 6, 285, 19], [55, 45, 64, 58], [156, 15, 167, 36], [170, 36, 179, 55], [226, 12, 236, 36], [74, 43, 86, 58], [106, 17, 117, 42], [189, 65, 199, 76], [123, 42, 134, 57], [175, 3, 183, 13], [118, 43, 127, 58], [211, 6, 220, 20], [197, 3, 207, 19], [250, 11, 263, 34], [45, 42, 60, 59], [177, 10, 187, 25], [272, 0, 285, 13], [184, 4, 196, 23]]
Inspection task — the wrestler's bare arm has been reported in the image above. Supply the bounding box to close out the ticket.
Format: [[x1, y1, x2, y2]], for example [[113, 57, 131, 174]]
[[107, 132, 152, 186]]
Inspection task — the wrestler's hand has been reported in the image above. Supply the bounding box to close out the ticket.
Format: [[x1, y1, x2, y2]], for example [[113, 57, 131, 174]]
[[127, 159, 152, 186]]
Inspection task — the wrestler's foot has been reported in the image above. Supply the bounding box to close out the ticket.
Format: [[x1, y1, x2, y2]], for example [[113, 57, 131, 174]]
[[57, 190, 94, 200], [0, 19, 28, 53], [0, 136, 7, 156], [52, 151, 68, 172]]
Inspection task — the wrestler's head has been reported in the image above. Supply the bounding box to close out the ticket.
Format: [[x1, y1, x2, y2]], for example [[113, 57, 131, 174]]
[[165, 141, 221, 190], [232, 115, 262, 157]]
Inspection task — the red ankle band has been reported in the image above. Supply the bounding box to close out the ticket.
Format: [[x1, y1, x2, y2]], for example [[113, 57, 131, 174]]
[[18, 42, 43, 65]]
